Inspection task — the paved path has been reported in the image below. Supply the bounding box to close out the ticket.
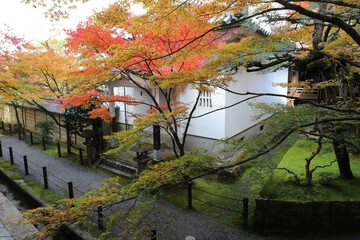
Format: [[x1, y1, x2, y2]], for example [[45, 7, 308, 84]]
[[1, 134, 360, 240]]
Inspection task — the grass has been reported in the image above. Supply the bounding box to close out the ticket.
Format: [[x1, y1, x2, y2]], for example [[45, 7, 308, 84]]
[[260, 136, 360, 201]]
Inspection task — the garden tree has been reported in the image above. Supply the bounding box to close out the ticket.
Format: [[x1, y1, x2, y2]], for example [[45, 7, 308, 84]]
[[235, 102, 359, 185], [0, 35, 85, 153], [63, 12, 229, 158], [0, 31, 46, 131], [58, 89, 136, 159], [22, 0, 91, 21]]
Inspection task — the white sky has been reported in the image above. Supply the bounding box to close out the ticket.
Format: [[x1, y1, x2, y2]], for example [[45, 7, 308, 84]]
[[0, 0, 117, 42]]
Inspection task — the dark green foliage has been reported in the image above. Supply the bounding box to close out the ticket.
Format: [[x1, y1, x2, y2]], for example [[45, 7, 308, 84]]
[[35, 119, 55, 142], [318, 172, 336, 186]]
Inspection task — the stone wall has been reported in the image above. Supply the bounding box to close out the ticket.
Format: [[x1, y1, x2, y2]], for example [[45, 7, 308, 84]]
[[254, 198, 360, 231]]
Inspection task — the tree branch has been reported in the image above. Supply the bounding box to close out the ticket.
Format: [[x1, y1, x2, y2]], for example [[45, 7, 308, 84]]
[[275, 0, 360, 45]]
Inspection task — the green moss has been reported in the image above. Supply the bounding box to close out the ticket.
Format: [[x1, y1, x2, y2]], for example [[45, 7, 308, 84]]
[[26, 180, 64, 203], [260, 137, 360, 201], [0, 160, 65, 204], [0, 160, 17, 171]]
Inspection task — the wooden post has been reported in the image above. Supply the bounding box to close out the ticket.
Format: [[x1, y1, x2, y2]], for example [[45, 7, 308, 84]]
[[98, 206, 104, 230], [242, 198, 249, 229], [0, 141, 3, 158], [23, 156, 29, 175], [1, 121, 4, 132], [42, 167, 48, 189], [9, 124, 12, 135], [153, 125, 161, 161], [57, 142, 61, 157], [30, 132, 33, 145], [68, 182, 74, 199], [150, 229, 157, 240], [42, 137, 46, 150], [18, 128, 21, 140], [9, 147, 14, 165], [79, 148, 83, 165], [187, 181, 192, 209]]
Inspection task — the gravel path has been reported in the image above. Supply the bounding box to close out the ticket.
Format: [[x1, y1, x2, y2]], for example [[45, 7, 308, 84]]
[[0, 134, 108, 197], [0, 134, 359, 240]]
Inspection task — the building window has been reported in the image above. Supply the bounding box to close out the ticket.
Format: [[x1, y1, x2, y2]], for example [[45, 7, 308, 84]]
[[199, 91, 212, 107]]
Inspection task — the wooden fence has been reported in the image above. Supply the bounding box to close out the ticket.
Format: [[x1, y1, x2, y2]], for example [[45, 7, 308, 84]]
[[0, 103, 85, 146]]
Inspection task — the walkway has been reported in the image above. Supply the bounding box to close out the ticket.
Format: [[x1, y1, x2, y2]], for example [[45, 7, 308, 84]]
[[0, 134, 360, 239]]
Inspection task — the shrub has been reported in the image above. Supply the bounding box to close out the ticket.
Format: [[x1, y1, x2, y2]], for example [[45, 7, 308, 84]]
[[318, 172, 336, 186], [35, 119, 55, 142]]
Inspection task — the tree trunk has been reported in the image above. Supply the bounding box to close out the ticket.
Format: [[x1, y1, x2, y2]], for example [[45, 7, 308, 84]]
[[65, 125, 72, 154], [13, 103, 24, 136], [305, 160, 313, 186], [332, 139, 353, 179]]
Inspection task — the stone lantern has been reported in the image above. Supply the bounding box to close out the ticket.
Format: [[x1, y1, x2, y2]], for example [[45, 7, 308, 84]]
[[131, 143, 153, 176]]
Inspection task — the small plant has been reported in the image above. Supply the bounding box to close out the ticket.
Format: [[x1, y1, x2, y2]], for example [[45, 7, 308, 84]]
[[318, 172, 336, 186]]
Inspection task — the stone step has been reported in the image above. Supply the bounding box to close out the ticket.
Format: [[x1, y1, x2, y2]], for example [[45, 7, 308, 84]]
[[98, 164, 136, 178]]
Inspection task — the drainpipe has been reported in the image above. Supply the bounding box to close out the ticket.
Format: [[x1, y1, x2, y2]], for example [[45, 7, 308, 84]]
[[153, 125, 161, 161]]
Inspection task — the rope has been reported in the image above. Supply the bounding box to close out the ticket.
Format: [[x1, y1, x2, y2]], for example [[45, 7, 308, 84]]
[[72, 186, 85, 195], [46, 171, 68, 184], [192, 197, 242, 213], [192, 186, 243, 202]]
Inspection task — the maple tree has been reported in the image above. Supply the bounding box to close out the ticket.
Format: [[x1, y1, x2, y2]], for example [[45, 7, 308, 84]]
[[0, 34, 85, 152], [62, 8, 228, 158]]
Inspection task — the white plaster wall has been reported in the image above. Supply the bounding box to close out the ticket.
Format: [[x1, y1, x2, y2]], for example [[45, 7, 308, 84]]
[[178, 87, 227, 139], [113, 86, 153, 125], [224, 69, 288, 137], [177, 69, 288, 141]]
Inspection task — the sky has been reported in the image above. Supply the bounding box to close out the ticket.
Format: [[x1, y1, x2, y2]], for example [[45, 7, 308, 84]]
[[0, 0, 117, 42]]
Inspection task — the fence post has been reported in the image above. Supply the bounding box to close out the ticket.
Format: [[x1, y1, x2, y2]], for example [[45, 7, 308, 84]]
[[150, 229, 157, 240], [23, 156, 29, 175], [68, 182, 74, 199], [9, 124, 12, 135], [187, 181, 192, 209], [42, 167, 48, 189], [42, 137, 46, 150], [79, 148, 83, 165], [30, 132, 34, 145], [9, 147, 14, 165], [1, 121, 4, 132], [57, 142, 61, 158], [0, 141, 3, 158], [242, 197, 249, 229], [98, 206, 104, 230]]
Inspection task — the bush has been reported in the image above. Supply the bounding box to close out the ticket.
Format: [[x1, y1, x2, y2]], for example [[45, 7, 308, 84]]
[[318, 172, 336, 186], [35, 119, 55, 142]]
